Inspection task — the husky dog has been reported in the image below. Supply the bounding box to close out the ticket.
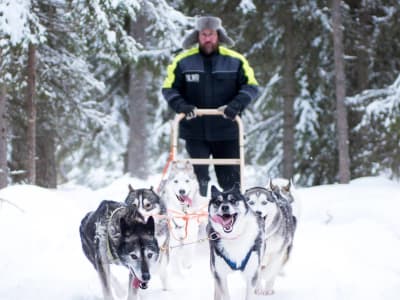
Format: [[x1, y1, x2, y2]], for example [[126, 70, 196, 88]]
[[160, 160, 207, 273], [270, 178, 300, 225], [79, 200, 159, 300], [161, 160, 205, 211], [124, 185, 170, 290], [207, 184, 265, 300], [244, 184, 297, 295]]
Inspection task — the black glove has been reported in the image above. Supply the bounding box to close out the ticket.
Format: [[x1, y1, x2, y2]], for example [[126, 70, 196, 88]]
[[223, 105, 239, 120], [179, 104, 197, 120]]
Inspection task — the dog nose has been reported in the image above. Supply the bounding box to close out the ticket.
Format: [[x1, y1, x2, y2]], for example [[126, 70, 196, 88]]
[[256, 211, 262, 217], [221, 204, 229, 212], [142, 272, 150, 282], [179, 189, 186, 195]]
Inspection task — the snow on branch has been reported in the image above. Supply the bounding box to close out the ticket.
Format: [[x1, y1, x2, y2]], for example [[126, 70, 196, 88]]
[[347, 74, 400, 128]]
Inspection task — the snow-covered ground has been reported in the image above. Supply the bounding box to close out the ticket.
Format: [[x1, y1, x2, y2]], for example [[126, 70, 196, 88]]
[[0, 176, 399, 300]]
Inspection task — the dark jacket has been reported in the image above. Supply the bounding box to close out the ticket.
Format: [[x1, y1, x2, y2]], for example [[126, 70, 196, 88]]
[[162, 46, 259, 141]]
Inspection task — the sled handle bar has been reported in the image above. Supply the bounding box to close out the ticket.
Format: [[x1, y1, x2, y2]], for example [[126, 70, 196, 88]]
[[171, 109, 245, 192]]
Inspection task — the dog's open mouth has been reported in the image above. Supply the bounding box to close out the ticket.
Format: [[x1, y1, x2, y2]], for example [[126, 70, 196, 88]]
[[211, 213, 237, 233], [132, 276, 148, 289], [176, 194, 193, 207], [129, 268, 149, 290]]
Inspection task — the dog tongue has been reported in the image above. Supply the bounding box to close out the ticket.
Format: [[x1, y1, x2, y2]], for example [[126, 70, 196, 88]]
[[212, 215, 234, 231], [132, 277, 141, 289], [177, 194, 193, 206]]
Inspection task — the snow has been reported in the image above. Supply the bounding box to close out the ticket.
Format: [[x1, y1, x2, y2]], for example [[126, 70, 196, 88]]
[[0, 176, 399, 300], [0, 0, 30, 45]]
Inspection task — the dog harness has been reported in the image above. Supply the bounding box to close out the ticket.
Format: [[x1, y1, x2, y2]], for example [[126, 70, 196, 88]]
[[214, 245, 256, 271], [106, 235, 120, 264]]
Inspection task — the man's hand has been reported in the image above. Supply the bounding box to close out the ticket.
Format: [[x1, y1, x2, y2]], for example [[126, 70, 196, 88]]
[[180, 104, 197, 120], [218, 103, 240, 120]]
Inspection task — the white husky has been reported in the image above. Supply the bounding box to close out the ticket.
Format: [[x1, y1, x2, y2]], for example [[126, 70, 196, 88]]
[[160, 160, 207, 274]]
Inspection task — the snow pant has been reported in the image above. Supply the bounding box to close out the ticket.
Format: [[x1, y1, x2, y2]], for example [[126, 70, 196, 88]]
[[184, 139, 240, 195]]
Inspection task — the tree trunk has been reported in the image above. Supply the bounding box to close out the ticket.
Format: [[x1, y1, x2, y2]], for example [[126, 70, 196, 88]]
[[36, 128, 57, 188], [282, 11, 296, 180], [127, 13, 148, 179], [35, 2, 57, 188], [26, 42, 37, 184], [332, 0, 351, 183], [0, 52, 7, 188]]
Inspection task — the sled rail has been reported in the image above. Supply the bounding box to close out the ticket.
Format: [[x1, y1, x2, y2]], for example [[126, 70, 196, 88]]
[[171, 109, 245, 191]]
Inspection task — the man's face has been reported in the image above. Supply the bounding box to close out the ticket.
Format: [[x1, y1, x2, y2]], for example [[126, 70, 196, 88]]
[[199, 29, 219, 55]]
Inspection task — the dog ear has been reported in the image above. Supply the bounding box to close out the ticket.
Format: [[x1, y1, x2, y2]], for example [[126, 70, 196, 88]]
[[282, 180, 291, 193], [119, 217, 130, 236], [268, 178, 278, 192], [170, 161, 178, 172], [211, 185, 220, 198], [184, 160, 194, 172], [145, 216, 155, 236], [109, 207, 129, 242], [129, 184, 134, 192]]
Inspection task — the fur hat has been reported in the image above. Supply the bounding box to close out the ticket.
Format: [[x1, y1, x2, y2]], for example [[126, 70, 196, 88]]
[[182, 16, 234, 49]]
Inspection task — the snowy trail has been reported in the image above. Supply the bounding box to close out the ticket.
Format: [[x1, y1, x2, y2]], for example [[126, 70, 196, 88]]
[[0, 177, 399, 300]]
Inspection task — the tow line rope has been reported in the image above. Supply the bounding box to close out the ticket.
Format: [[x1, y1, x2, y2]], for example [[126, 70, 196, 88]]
[[142, 208, 243, 251], [167, 208, 208, 241]]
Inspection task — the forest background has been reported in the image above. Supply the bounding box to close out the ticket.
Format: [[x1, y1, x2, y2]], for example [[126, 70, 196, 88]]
[[0, 0, 399, 189]]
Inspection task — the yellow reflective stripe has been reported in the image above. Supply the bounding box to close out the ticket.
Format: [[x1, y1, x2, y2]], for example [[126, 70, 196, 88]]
[[219, 46, 258, 85], [163, 47, 199, 88]]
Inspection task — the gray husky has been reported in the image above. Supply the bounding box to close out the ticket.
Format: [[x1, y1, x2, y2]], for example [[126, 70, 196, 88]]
[[244, 183, 297, 295], [124, 185, 170, 290], [207, 184, 265, 300], [79, 200, 159, 300]]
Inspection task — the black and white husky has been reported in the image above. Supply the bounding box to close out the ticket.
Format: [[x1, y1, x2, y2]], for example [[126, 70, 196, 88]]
[[79, 200, 159, 300], [124, 185, 170, 290], [244, 182, 297, 295], [207, 184, 265, 300]]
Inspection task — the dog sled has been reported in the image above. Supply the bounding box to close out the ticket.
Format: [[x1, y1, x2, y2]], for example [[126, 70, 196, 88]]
[[170, 108, 246, 192], [154, 109, 246, 248]]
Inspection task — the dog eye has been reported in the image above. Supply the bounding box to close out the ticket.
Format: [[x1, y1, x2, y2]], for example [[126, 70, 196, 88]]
[[212, 201, 221, 207], [231, 200, 239, 206], [248, 201, 255, 205], [131, 254, 138, 260], [144, 203, 153, 209], [174, 180, 178, 184], [147, 253, 153, 259], [185, 179, 189, 183], [261, 201, 268, 205]]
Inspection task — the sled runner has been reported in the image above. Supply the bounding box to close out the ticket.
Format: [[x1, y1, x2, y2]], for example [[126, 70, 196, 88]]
[[171, 109, 245, 191]]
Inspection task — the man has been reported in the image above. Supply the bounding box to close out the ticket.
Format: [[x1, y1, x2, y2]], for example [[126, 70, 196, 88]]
[[162, 16, 259, 196]]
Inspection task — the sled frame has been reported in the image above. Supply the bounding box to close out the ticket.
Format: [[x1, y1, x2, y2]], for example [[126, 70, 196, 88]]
[[171, 109, 245, 192]]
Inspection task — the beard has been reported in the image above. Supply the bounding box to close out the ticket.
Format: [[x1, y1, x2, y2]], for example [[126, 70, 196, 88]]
[[199, 41, 218, 55]]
